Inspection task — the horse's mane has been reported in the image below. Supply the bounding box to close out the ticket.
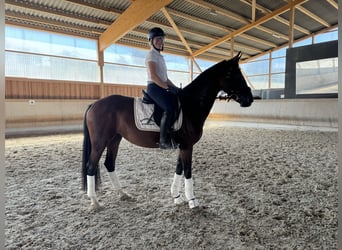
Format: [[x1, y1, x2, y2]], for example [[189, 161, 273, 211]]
[[182, 60, 227, 95]]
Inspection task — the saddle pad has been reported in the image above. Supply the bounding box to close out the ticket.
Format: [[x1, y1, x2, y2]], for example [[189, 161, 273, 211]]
[[134, 98, 182, 132]]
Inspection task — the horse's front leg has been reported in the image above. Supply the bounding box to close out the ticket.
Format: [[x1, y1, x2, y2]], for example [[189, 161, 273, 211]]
[[180, 147, 199, 209], [106, 169, 133, 201], [171, 157, 185, 205]]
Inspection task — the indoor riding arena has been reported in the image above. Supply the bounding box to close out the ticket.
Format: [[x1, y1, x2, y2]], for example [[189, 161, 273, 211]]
[[3, 1, 339, 249]]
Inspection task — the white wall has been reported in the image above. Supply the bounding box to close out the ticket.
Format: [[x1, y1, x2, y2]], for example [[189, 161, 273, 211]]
[[210, 99, 338, 128], [5, 99, 94, 136], [6, 99, 94, 128]]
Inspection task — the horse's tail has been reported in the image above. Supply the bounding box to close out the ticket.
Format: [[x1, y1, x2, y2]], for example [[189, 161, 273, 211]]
[[82, 104, 101, 192]]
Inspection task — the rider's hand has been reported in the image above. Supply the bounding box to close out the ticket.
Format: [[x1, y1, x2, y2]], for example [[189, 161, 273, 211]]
[[167, 85, 181, 95]]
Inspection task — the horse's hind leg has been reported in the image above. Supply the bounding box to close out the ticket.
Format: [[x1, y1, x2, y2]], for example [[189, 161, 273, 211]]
[[104, 135, 132, 200], [87, 149, 104, 209]]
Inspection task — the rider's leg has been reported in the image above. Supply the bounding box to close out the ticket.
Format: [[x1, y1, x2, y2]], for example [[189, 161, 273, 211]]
[[159, 111, 175, 149], [147, 83, 178, 149]]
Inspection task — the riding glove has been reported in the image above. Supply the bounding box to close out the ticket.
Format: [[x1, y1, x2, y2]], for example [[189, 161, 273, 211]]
[[167, 86, 181, 95]]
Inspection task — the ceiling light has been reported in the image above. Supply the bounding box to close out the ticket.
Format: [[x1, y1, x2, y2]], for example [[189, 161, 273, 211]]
[[272, 33, 281, 39]]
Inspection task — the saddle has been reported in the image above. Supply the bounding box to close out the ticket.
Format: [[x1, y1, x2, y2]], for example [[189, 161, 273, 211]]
[[133, 90, 182, 132]]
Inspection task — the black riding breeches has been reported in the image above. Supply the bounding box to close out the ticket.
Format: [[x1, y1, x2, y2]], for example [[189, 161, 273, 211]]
[[146, 83, 178, 118]]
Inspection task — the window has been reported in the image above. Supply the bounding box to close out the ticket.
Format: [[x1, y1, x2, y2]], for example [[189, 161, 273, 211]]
[[5, 26, 98, 81], [103, 43, 191, 86], [315, 29, 338, 44], [241, 28, 338, 91], [296, 57, 338, 94]]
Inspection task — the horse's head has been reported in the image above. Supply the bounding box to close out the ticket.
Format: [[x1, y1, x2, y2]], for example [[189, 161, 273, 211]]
[[219, 52, 253, 107]]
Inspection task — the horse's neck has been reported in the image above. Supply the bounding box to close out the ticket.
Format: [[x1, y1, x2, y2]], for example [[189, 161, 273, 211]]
[[181, 78, 219, 125]]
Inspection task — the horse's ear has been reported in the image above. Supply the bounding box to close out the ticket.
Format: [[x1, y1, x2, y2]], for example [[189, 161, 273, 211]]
[[229, 51, 242, 62], [235, 51, 242, 60]]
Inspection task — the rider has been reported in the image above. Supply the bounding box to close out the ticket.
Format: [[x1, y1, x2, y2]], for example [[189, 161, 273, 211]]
[[145, 27, 180, 149]]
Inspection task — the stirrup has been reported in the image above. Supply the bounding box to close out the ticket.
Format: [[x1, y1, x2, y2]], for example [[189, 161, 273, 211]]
[[159, 142, 176, 149], [159, 139, 178, 149]]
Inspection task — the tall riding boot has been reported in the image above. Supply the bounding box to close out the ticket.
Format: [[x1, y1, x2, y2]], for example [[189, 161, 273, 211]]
[[159, 112, 175, 149]]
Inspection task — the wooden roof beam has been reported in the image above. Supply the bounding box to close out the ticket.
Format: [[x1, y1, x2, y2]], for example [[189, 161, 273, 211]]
[[177, 1, 288, 44], [6, 0, 113, 25], [241, 0, 310, 35], [296, 5, 331, 27], [166, 7, 278, 47], [166, 7, 228, 31], [186, 0, 306, 39], [99, 0, 173, 51], [130, 26, 262, 55], [5, 10, 104, 35], [326, 0, 338, 9], [140, 19, 264, 53], [5, 17, 98, 39], [193, 0, 307, 57], [66, 0, 123, 14], [186, 0, 250, 24], [161, 7, 193, 56]]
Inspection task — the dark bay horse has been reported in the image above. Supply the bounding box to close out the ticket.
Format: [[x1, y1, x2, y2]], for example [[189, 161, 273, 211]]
[[82, 52, 253, 209]]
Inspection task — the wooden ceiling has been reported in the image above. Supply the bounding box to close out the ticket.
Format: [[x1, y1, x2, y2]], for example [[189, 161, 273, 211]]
[[5, 0, 338, 62]]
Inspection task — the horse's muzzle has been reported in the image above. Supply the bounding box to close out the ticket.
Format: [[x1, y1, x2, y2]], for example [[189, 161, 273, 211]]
[[237, 94, 253, 107]]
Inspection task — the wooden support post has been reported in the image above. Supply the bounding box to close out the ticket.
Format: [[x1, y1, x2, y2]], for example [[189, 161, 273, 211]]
[[268, 51, 272, 89], [252, 0, 256, 22], [97, 40, 104, 98], [288, 0, 295, 48], [231, 38, 234, 58], [190, 57, 193, 82]]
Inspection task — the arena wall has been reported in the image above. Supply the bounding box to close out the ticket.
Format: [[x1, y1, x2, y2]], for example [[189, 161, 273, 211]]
[[5, 77, 338, 135], [5, 77, 146, 136], [5, 99, 93, 128], [209, 98, 338, 128], [5, 98, 337, 136]]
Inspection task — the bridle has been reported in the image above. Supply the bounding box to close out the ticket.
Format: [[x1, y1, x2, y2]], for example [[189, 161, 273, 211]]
[[223, 64, 250, 103]]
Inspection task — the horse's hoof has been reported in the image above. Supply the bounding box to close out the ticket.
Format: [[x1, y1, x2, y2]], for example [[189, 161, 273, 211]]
[[188, 199, 199, 209], [88, 196, 101, 210], [90, 202, 102, 210], [174, 194, 186, 205]]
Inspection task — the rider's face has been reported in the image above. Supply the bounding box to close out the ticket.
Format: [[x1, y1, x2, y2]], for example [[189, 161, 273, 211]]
[[152, 36, 165, 50]]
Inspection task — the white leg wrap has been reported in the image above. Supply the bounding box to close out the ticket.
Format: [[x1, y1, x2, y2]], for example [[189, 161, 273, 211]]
[[171, 173, 185, 205], [185, 178, 199, 209], [184, 178, 195, 200], [87, 175, 100, 208], [87, 175, 96, 198], [171, 173, 182, 198], [108, 171, 122, 190], [108, 171, 130, 199]]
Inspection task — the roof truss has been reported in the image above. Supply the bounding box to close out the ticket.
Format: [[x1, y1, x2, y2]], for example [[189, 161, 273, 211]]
[[4, 0, 338, 62]]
